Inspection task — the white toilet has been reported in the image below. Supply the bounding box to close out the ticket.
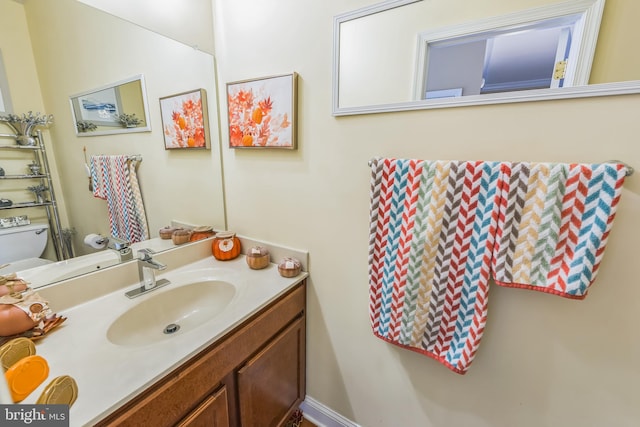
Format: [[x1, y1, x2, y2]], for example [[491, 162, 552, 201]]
[[0, 223, 53, 275]]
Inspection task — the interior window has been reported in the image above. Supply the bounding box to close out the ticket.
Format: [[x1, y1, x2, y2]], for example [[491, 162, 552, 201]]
[[412, 0, 605, 101], [423, 14, 582, 99]]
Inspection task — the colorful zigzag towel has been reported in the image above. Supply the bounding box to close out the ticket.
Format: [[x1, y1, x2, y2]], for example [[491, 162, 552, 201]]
[[368, 158, 501, 374], [90, 155, 149, 243], [492, 162, 627, 299], [368, 158, 627, 373]]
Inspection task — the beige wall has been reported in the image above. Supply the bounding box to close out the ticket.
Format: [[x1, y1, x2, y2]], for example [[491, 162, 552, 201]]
[[4, 0, 639, 425], [213, 0, 640, 426]]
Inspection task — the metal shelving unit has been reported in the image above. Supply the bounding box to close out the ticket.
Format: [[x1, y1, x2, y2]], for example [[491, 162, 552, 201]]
[[0, 129, 65, 260]]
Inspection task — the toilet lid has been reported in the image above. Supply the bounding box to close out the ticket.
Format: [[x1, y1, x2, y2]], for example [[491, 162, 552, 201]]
[[0, 223, 48, 236]]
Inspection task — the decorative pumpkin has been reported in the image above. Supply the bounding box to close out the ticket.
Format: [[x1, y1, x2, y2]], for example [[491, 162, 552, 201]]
[[212, 232, 241, 261], [159, 226, 178, 240], [189, 226, 215, 242], [172, 229, 191, 245], [278, 257, 302, 278], [246, 246, 270, 270]]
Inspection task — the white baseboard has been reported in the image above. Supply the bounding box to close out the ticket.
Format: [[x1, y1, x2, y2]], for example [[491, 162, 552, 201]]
[[300, 396, 360, 427]]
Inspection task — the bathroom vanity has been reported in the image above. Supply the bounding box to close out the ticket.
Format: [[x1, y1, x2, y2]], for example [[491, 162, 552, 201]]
[[96, 281, 306, 427], [25, 238, 308, 427]]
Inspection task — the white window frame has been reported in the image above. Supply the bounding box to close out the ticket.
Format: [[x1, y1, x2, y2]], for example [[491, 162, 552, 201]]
[[412, 0, 606, 101]]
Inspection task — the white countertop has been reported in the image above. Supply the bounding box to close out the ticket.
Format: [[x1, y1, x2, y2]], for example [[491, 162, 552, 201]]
[[21, 255, 307, 426]]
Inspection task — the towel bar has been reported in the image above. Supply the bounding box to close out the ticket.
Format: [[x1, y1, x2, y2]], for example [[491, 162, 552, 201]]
[[608, 160, 634, 177], [368, 158, 634, 177]]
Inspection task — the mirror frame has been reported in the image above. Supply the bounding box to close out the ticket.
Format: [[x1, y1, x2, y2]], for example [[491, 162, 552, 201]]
[[0, 49, 13, 114], [69, 74, 152, 136], [332, 0, 640, 116]]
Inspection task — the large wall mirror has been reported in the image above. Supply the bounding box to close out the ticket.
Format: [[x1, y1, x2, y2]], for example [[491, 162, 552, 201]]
[[0, 0, 225, 288], [333, 0, 640, 115], [70, 74, 151, 136]]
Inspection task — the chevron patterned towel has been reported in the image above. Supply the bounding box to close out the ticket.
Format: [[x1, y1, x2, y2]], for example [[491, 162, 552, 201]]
[[492, 162, 627, 299], [90, 155, 149, 243], [368, 158, 501, 374]]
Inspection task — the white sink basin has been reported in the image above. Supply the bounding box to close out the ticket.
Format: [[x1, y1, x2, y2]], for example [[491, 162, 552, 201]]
[[107, 280, 236, 346]]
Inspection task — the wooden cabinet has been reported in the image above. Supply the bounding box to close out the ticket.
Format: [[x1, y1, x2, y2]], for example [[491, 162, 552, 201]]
[[238, 317, 305, 426], [96, 280, 306, 427], [176, 387, 230, 427]]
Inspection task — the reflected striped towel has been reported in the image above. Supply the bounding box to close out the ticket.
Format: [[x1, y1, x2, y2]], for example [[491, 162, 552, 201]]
[[368, 158, 501, 374], [492, 162, 627, 299], [90, 155, 149, 243]]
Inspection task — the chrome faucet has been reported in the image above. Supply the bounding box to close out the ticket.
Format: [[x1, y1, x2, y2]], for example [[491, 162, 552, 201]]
[[125, 249, 170, 298], [105, 235, 133, 262]]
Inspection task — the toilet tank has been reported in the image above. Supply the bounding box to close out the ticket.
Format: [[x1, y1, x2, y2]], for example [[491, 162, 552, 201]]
[[0, 223, 49, 264]]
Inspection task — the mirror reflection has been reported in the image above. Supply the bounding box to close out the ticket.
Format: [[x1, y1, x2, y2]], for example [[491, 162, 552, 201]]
[[416, 7, 601, 99], [0, 0, 226, 288], [70, 75, 151, 136], [333, 0, 640, 115]]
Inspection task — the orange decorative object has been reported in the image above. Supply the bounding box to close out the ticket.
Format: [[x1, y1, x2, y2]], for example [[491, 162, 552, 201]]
[[0, 306, 38, 337], [5, 355, 49, 402], [189, 226, 215, 242], [212, 232, 241, 261]]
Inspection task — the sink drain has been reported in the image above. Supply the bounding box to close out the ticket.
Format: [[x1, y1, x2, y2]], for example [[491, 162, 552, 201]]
[[163, 323, 180, 334]]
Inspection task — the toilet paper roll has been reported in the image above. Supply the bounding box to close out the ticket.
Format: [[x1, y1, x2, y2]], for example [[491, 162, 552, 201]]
[[84, 233, 106, 249]]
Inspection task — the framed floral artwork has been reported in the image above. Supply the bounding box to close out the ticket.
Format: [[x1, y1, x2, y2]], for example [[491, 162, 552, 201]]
[[226, 73, 297, 149], [159, 89, 210, 149]]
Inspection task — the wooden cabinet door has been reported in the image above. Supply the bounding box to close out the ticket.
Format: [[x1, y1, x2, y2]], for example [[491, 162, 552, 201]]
[[237, 317, 305, 427], [176, 386, 230, 427]]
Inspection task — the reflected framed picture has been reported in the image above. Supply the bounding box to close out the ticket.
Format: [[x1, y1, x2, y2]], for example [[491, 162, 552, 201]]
[[159, 88, 210, 149], [226, 72, 297, 149], [74, 87, 122, 127]]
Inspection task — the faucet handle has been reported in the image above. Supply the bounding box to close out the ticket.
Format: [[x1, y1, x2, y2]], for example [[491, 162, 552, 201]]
[[107, 235, 130, 251], [137, 248, 156, 260], [137, 251, 152, 262]]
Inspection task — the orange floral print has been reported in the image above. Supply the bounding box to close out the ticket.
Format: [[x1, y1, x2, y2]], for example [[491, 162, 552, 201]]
[[228, 86, 290, 147], [163, 96, 206, 148]]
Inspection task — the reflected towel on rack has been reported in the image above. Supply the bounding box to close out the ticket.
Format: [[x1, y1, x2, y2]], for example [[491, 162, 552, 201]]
[[492, 162, 627, 299], [368, 158, 501, 374], [89, 155, 149, 243]]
